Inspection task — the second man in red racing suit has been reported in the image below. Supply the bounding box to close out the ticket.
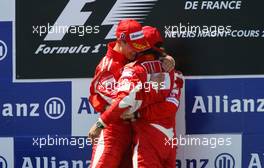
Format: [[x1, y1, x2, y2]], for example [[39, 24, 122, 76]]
[[131, 25, 184, 168], [97, 52, 183, 167], [89, 19, 177, 168], [96, 26, 184, 167]]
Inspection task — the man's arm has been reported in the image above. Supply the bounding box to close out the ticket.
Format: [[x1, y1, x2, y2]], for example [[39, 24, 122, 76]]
[[98, 65, 166, 127], [140, 71, 183, 120], [89, 71, 116, 113], [99, 68, 142, 126], [121, 71, 183, 121]]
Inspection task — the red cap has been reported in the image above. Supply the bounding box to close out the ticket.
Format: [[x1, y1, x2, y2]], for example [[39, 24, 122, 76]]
[[116, 19, 150, 52], [142, 26, 163, 48]]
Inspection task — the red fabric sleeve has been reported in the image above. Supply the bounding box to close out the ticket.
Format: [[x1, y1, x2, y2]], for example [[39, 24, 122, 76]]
[[139, 71, 184, 121], [89, 71, 116, 113], [100, 67, 141, 125]]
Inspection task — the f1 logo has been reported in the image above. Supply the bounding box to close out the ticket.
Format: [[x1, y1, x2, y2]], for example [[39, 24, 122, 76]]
[[215, 153, 235, 168], [0, 40, 7, 61], [0, 156, 7, 168], [44, 0, 157, 41], [44, 0, 95, 41]]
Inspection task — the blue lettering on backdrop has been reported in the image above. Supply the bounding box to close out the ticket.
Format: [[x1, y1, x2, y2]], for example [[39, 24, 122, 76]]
[[0, 22, 71, 136], [186, 78, 264, 134]]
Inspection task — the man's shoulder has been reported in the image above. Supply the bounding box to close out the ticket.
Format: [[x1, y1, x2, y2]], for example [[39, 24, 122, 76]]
[[96, 56, 124, 73], [123, 61, 145, 74], [122, 59, 162, 76], [140, 60, 163, 73]]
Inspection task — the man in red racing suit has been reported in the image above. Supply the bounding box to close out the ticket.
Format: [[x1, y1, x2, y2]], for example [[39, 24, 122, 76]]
[[131, 70, 183, 168], [97, 26, 183, 168], [97, 53, 183, 167], [130, 26, 184, 168], [89, 18, 150, 168], [89, 19, 175, 168]]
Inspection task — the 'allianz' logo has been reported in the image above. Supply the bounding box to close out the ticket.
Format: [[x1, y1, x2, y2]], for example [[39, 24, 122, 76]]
[[0, 97, 65, 119], [0, 40, 7, 61], [215, 153, 235, 168], [176, 153, 235, 168], [78, 97, 97, 114], [22, 156, 90, 168], [0, 156, 7, 168], [248, 153, 264, 168], [44, 97, 65, 119], [192, 95, 264, 113]]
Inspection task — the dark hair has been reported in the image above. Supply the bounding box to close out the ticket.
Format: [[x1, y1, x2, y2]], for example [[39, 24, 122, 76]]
[[155, 42, 163, 48]]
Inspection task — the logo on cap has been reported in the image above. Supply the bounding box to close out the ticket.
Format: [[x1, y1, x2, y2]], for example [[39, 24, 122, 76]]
[[120, 32, 126, 40], [129, 30, 144, 41], [132, 42, 149, 50]]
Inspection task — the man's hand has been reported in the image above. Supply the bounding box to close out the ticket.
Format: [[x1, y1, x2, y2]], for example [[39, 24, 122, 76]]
[[88, 123, 103, 145], [120, 110, 137, 122], [160, 55, 175, 72], [150, 73, 164, 84], [150, 73, 165, 90]]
